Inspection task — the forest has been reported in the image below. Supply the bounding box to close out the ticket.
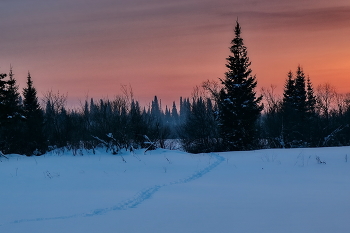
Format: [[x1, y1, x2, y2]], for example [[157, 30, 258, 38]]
[[1, 21, 350, 156]]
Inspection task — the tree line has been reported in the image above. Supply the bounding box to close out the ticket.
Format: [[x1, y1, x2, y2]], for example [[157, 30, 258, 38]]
[[1, 21, 350, 156]]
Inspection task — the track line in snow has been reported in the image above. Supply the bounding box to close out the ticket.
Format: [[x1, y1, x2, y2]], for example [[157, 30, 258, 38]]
[[1, 153, 224, 226]]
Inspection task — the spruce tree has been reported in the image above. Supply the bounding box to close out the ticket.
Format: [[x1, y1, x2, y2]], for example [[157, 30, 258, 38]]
[[22, 72, 46, 155], [294, 66, 307, 116], [282, 71, 295, 112], [0, 72, 8, 151], [281, 71, 295, 145], [305, 76, 317, 145], [0, 73, 8, 124], [217, 20, 263, 151], [171, 101, 179, 123], [281, 66, 313, 147], [181, 97, 218, 153], [5, 67, 22, 118], [306, 76, 316, 115], [1, 67, 25, 154]]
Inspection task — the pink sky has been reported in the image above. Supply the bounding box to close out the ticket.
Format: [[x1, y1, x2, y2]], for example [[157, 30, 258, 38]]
[[1, 0, 350, 108]]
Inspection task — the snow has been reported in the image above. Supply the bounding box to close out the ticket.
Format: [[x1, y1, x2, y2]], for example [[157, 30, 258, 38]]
[[1, 147, 350, 233]]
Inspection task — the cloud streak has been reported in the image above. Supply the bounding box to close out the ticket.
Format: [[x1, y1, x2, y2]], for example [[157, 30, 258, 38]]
[[222, 6, 350, 31]]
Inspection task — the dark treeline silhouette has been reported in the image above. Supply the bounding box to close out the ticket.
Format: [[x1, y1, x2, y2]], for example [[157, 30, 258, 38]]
[[2, 21, 350, 156]]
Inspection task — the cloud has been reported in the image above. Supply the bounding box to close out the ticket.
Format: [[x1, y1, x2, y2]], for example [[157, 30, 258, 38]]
[[222, 6, 350, 31]]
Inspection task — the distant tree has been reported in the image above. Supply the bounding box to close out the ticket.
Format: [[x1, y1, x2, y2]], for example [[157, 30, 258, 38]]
[[128, 100, 147, 147], [217, 20, 263, 151], [171, 101, 179, 121], [260, 85, 283, 147], [179, 97, 190, 124], [180, 96, 219, 153], [315, 83, 344, 146], [316, 83, 337, 121], [151, 96, 161, 119], [148, 96, 170, 148], [43, 90, 68, 147]]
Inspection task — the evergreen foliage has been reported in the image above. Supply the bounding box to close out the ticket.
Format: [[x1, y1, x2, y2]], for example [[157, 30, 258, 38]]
[[281, 66, 316, 147], [180, 97, 219, 153], [217, 21, 263, 151], [1, 67, 24, 154], [22, 72, 46, 155]]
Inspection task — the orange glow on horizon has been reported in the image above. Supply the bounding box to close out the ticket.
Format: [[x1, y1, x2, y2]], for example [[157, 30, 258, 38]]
[[1, 1, 350, 108]]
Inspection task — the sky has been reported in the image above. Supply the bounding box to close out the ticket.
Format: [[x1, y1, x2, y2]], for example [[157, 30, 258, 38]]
[[1, 0, 350, 108]]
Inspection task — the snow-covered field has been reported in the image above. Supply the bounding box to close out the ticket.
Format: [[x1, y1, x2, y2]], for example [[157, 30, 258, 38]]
[[1, 147, 349, 233]]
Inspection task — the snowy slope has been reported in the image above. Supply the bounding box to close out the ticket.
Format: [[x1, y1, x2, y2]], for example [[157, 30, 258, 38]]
[[1, 147, 350, 233]]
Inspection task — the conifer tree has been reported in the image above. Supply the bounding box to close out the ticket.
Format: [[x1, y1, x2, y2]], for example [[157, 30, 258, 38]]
[[281, 66, 314, 146], [305, 76, 317, 145], [281, 71, 296, 145], [171, 101, 179, 122], [282, 71, 295, 112], [0, 72, 8, 151], [1, 67, 25, 154], [0, 73, 8, 124], [5, 67, 22, 118], [294, 66, 307, 116], [22, 72, 46, 155], [128, 100, 148, 147], [217, 20, 263, 151], [306, 76, 316, 115], [181, 97, 218, 153]]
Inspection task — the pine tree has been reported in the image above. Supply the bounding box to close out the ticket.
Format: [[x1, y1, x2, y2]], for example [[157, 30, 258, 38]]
[[281, 66, 313, 147], [5, 67, 22, 118], [282, 71, 295, 112], [171, 101, 179, 123], [22, 72, 46, 155], [0, 72, 8, 151], [151, 96, 161, 119], [181, 97, 218, 153], [129, 100, 147, 147], [306, 76, 316, 115], [2, 67, 25, 154], [281, 71, 295, 145], [0, 73, 8, 124], [305, 76, 317, 145], [294, 66, 307, 115], [217, 20, 263, 151]]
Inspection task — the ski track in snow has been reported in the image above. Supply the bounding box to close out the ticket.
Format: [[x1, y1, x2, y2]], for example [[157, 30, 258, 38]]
[[1, 153, 225, 226]]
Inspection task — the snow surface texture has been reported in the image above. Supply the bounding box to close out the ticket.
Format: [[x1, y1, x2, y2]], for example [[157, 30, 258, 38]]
[[1, 147, 350, 233]]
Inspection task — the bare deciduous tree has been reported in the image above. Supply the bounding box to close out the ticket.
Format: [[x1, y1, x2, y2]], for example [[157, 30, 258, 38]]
[[316, 83, 337, 120], [261, 85, 282, 114]]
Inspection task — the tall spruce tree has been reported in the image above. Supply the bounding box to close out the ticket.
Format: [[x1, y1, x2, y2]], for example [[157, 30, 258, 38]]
[[218, 21, 263, 151], [22, 72, 46, 155]]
